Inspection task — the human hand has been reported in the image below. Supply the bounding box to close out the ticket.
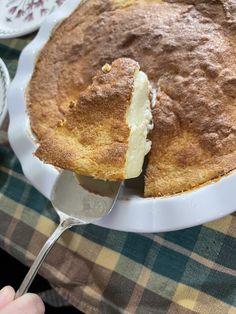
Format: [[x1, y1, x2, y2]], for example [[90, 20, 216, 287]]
[[0, 286, 45, 314]]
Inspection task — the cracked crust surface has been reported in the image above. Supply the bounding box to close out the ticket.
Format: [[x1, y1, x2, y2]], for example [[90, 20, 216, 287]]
[[28, 0, 236, 196], [35, 58, 139, 180]]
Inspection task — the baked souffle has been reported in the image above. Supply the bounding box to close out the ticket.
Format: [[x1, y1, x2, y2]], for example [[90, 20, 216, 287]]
[[27, 0, 236, 196]]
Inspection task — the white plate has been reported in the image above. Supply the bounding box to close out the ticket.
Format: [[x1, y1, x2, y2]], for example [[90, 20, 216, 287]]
[[0, 59, 10, 126], [0, 0, 66, 39], [7, 0, 236, 233]]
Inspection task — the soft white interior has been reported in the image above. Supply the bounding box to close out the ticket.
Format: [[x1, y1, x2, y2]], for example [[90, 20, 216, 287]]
[[125, 70, 153, 179]]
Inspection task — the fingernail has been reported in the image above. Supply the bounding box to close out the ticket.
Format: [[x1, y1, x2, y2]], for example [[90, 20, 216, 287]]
[[0, 286, 14, 296]]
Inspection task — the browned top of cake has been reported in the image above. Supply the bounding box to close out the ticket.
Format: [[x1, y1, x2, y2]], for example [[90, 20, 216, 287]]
[[36, 58, 139, 180], [28, 0, 236, 196]]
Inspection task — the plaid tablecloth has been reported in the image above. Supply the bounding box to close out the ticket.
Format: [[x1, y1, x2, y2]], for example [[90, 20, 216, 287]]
[[0, 35, 236, 314]]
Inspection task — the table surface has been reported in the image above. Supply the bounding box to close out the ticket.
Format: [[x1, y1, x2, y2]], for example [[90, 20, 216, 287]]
[[0, 34, 236, 314]]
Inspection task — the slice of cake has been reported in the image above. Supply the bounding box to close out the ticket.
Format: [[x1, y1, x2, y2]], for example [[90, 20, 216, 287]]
[[36, 58, 152, 180]]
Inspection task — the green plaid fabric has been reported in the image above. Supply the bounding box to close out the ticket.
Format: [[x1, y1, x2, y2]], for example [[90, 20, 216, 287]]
[[0, 36, 236, 314]]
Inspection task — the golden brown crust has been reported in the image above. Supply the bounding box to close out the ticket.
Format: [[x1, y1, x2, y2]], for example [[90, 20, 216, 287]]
[[35, 58, 139, 180], [28, 0, 236, 196]]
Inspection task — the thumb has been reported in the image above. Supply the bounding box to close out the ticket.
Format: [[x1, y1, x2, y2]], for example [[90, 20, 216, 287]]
[[0, 293, 45, 314]]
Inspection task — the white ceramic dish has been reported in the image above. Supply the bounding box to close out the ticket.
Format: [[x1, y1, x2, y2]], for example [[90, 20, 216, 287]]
[[0, 58, 10, 127], [0, 0, 66, 39], [7, 0, 236, 233]]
